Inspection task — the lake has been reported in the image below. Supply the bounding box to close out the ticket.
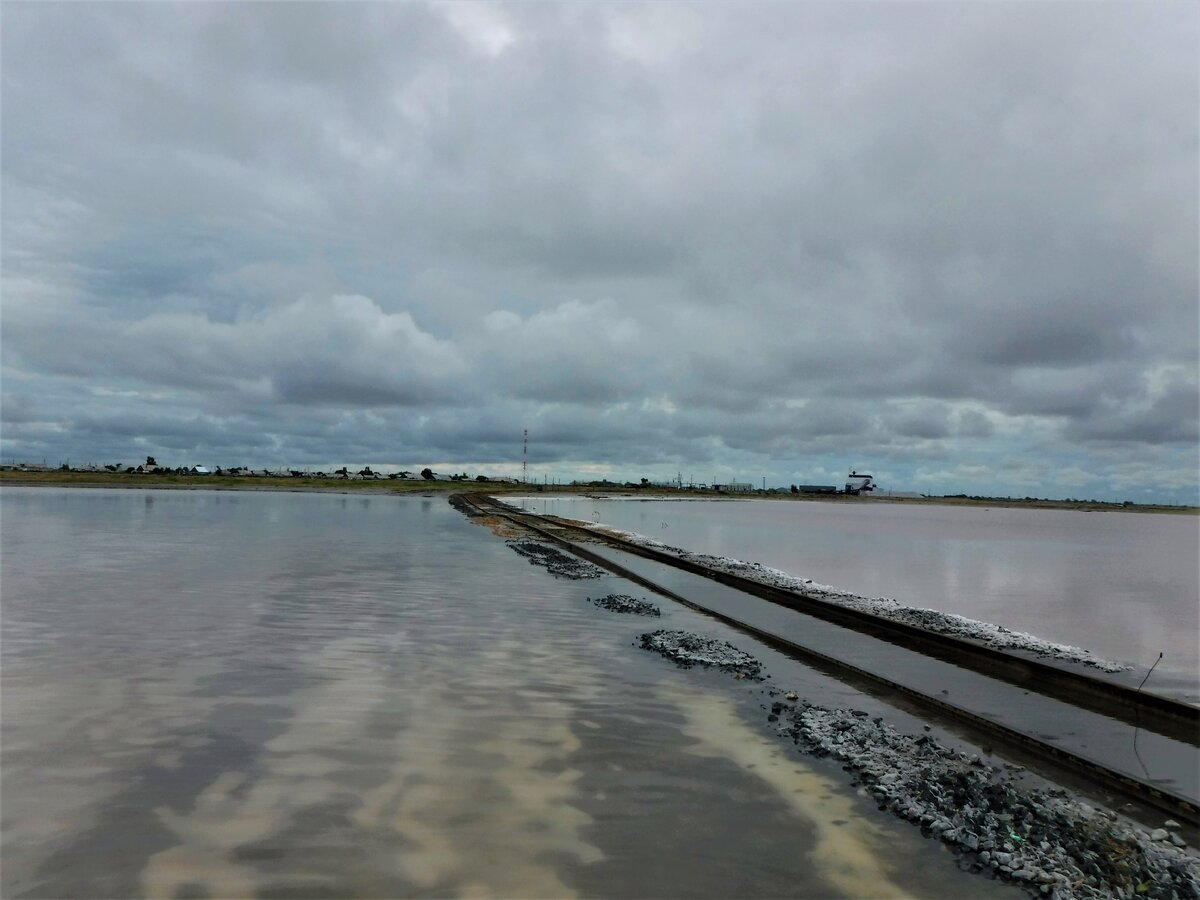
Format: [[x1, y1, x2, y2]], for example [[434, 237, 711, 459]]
[[512, 495, 1200, 690], [2, 487, 1001, 898]]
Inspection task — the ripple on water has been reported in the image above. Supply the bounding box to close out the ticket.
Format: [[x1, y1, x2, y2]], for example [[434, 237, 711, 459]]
[[4, 489, 1019, 898]]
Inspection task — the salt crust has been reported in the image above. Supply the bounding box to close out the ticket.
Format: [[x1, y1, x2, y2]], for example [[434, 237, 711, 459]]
[[591, 525, 1129, 673]]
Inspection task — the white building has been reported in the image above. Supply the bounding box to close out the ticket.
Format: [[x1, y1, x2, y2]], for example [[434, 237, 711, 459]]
[[844, 471, 875, 494]]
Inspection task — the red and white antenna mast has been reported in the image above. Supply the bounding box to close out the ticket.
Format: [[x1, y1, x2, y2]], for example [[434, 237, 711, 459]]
[[523, 429, 528, 484]]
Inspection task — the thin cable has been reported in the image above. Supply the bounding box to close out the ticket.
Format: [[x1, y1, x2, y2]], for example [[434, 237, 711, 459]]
[[1137, 652, 1163, 694], [1132, 652, 1163, 781]]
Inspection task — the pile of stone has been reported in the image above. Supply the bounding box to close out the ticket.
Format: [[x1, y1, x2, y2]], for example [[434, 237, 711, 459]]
[[505, 540, 604, 579], [588, 594, 660, 616], [771, 694, 1199, 899], [639, 629, 765, 680], [635, 628, 1197, 897]]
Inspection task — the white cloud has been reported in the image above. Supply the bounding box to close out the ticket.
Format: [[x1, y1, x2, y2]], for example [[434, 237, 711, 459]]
[[438, 2, 516, 57], [1, 2, 1196, 500]]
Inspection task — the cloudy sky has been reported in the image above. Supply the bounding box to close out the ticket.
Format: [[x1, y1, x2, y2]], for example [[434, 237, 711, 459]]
[[3, 3, 1197, 501]]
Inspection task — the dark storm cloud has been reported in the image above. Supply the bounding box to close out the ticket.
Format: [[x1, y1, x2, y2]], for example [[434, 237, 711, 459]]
[[1065, 375, 1200, 446], [0, 392, 39, 425], [2, 2, 1196, 499]]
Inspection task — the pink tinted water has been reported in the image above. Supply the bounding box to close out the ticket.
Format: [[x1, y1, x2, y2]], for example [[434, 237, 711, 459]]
[[528, 497, 1200, 684]]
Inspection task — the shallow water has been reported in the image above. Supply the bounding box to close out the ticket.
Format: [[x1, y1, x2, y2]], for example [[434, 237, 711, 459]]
[[1, 487, 1003, 898], [517, 496, 1200, 685]]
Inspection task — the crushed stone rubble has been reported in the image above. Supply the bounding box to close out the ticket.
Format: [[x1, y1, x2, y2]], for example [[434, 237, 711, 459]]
[[505, 540, 604, 579], [636, 627, 1198, 899], [597, 527, 1127, 673], [772, 694, 1199, 899], [588, 593, 660, 616], [639, 629, 765, 680]]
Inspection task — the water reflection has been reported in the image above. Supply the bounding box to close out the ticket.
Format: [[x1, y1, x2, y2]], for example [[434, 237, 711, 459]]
[[3, 488, 1006, 898], [664, 683, 908, 898]]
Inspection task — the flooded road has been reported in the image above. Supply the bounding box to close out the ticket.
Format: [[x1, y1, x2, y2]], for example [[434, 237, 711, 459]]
[[515, 496, 1200, 688], [2, 487, 1006, 898]]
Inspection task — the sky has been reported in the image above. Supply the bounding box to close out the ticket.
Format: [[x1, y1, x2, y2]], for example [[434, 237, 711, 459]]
[[2, 2, 1197, 502]]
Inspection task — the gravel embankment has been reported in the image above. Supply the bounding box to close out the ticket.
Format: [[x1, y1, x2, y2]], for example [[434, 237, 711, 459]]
[[636, 628, 1198, 899], [775, 695, 1198, 899], [588, 593, 660, 616], [505, 539, 604, 579]]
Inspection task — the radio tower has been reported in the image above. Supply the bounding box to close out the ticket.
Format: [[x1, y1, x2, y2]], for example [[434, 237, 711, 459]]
[[523, 429, 528, 484]]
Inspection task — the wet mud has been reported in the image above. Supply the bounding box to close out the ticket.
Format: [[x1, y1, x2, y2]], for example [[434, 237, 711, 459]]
[[449, 495, 533, 540]]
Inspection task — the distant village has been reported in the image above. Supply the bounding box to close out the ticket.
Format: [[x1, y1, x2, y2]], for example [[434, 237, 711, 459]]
[[1, 458, 886, 495], [2, 458, 752, 490], [1, 457, 520, 483], [2, 460, 1182, 507]]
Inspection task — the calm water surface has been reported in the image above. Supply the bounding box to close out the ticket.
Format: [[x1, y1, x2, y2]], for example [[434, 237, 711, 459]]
[[2, 488, 1002, 899], [518, 496, 1200, 685]]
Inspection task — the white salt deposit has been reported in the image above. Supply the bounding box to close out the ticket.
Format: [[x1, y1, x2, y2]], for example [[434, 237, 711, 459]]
[[590, 525, 1129, 673]]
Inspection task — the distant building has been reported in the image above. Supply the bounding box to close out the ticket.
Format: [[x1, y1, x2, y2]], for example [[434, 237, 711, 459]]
[[844, 471, 875, 494]]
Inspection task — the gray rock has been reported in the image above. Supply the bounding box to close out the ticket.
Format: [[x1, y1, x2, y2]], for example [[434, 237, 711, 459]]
[[587, 593, 661, 616], [506, 540, 604, 579], [692, 679, 1200, 900], [639, 630, 766, 679]]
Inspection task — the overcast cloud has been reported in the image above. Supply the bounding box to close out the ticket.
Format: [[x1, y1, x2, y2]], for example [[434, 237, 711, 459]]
[[2, 2, 1197, 501]]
